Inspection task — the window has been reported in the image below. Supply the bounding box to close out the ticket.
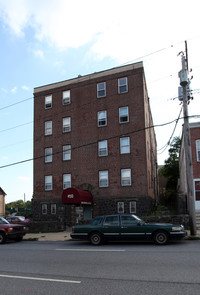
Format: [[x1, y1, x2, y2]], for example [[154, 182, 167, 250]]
[[97, 82, 106, 98], [120, 137, 130, 154], [99, 170, 108, 187], [45, 95, 52, 109], [98, 110, 107, 127], [63, 90, 70, 105], [51, 204, 56, 214], [129, 201, 136, 213], [196, 140, 200, 161], [104, 215, 119, 226], [63, 174, 71, 189], [45, 121, 52, 135], [118, 77, 128, 94], [63, 145, 71, 160], [45, 147, 52, 163], [117, 202, 124, 214], [42, 204, 47, 215], [119, 106, 129, 123], [98, 140, 108, 156], [194, 180, 200, 201], [121, 215, 138, 225], [45, 175, 52, 191], [63, 117, 71, 133], [121, 169, 131, 186]]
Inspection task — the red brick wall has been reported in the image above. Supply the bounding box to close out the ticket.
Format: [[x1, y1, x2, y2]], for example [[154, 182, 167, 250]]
[[34, 65, 156, 209]]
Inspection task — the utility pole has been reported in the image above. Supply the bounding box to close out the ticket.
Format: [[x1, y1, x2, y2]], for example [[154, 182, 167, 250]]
[[178, 41, 196, 235]]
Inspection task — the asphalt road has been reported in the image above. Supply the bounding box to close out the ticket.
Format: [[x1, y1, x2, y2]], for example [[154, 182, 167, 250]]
[[0, 239, 200, 295]]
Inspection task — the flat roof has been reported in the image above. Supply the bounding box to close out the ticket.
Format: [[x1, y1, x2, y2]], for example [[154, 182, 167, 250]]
[[34, 62, 143, 94]]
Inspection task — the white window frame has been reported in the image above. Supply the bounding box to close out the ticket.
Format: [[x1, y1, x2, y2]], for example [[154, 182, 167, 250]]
[[97, 82, 106, 98], [118, 77, 128, 94], [45, 175, 52, 191], [117, 202, 124, 214], [99, 170, 109, 187], [120, 137, 130, 154], [63, 117, 71, 133], [194, 179, 200, 201], [45, 147, 53, 163], [121, 169, 131, 186], [42, 204, 47, 215], [63, 174, 71, 189], [63, 90, 70, 105], [98, 110, 107, 127], [196, 140, 200, 162], [119, 106, 129, 123], [63, 145, 71, 161], [45, 95, 52, 109], [51, 204, 56, 215], [45, 121, 52, 136], [98, 140, 108, 157], [129, 201, 136, 213]]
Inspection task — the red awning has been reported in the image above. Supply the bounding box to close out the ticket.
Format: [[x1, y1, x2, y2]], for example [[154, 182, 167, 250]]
[[62, 188, 93, 205]]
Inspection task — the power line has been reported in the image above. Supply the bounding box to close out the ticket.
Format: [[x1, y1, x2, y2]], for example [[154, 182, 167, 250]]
[[157, 107, 183, 154], [1, 114, 199, 169], [0, 97, 33, 111]]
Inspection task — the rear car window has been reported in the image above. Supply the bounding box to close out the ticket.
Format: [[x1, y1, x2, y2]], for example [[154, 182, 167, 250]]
[[104, 216, 119, 226], [90, 217, 103, 226]]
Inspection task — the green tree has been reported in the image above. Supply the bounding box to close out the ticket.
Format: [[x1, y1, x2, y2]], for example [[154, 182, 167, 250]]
[[5, 200, 32, 216], [159, 136, 181, 210]]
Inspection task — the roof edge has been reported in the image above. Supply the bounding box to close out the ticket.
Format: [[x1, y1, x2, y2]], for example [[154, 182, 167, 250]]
[[34, 61, 143, 94]]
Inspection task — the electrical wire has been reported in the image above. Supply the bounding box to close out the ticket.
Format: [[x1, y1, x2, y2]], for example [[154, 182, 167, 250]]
[[1, 114, 199, 169], [157, 107, 183, 154]]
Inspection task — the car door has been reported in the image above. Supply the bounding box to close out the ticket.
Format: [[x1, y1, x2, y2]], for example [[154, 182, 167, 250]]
[[120, 215, 146, 239], [102, 215, 120, 240]]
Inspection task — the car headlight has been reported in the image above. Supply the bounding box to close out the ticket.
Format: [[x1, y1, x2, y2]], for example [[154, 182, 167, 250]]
[[8, 227, 13, 232], [172, 225, 184, 231]]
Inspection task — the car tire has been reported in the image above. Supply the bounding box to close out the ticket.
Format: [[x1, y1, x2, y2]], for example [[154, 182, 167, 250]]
[[0, 232, 6, 244], [154, 230, 168, 245], [89, 232, 102, 246]]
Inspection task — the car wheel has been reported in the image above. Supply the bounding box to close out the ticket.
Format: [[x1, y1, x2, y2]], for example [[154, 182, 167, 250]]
[[89, 232, 102, 246], [154, 231, 168, 245], [0, 232, 6, 244]]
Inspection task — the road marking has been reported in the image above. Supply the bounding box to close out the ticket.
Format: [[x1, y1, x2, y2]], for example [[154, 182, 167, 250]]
[[0, 274, 81, 284], [56, 249, 125, 252]]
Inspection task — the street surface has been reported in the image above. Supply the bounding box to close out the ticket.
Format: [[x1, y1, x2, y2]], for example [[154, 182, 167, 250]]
[[0, 239, 200, 295]]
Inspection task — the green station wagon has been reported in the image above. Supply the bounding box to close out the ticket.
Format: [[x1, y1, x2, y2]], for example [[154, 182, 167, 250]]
[[71, 214, 187, 245]]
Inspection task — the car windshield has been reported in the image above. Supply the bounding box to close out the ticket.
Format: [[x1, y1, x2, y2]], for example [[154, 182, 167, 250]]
[[17, 216, 25, 221], [0, 217, 9, 224], [132, 215, 142, 221]]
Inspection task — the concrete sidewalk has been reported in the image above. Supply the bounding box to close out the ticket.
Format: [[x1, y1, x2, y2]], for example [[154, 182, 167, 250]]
[[24, 230, 71, 241]]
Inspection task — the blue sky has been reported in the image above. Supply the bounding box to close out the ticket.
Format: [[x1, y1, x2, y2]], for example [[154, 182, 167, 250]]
[[0, 0, 200, 203]]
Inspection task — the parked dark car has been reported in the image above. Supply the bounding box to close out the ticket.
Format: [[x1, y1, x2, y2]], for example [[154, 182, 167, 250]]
[[0, 217, 27, 244], [71, 214, 187, 245]]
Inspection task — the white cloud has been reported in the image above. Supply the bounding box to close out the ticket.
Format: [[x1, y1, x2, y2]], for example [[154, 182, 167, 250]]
[[21, 85, 30, 91], [10, 86, 17, 93], [0, 0, 199, 60], [33, 49, 44, 59]]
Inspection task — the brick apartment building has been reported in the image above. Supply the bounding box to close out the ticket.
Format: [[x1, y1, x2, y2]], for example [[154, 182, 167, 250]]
[[33, 62, 157, 227], [179, 122, 200, 216]]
